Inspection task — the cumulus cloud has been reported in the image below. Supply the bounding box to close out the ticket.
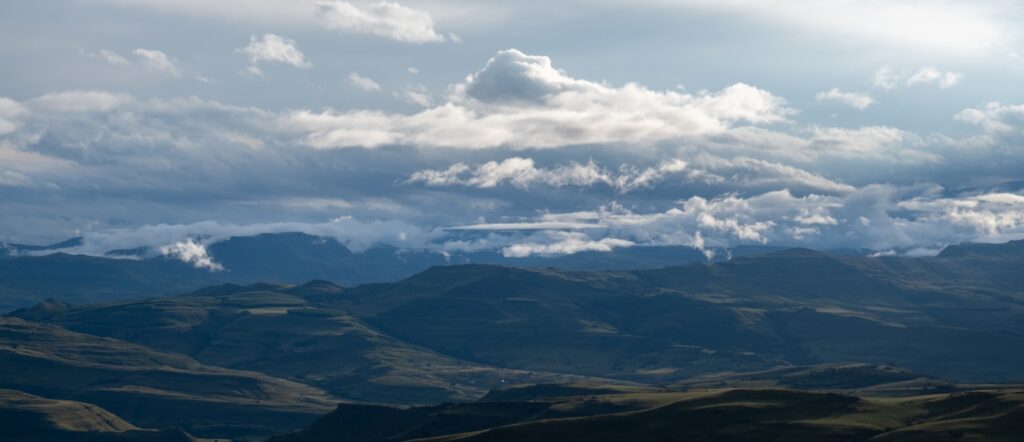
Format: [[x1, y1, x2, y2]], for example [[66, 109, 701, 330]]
[[954, 102, 1024, 135], [2, 46, 1022, 259], [133, 49, 182, 78], [873, 66, 962, 90], [0, 98, 28, 136], [159, 238, 223, 271], [409, 157, 695, 192], [502, 231, 633, 258], [287, 48, 791, 149], [348, 72, 381, 91], [408, 156, 852, 195], [906, 67, 962, 89], [450, 186, 1024, 257], [316, 1, 446, 43], [238, 34, 311, 71], [815, 88, 873, 110]]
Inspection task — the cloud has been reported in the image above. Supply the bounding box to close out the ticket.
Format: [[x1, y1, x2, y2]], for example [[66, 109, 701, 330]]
[[159, 238, 223, 271], [407, 157, 641, 191], [906, 67, 962, 89], [0, 98, 28, 136], [815, 88, 874, 110], [872, 66, 900, 90], [450, 186, 1024, 257], [348, 72, 381, 91], [408, 156, 852, 195], [98, 49, 130, 66], [502, 231, 633, 258], [873, 66, 962, 90], [238, 34, 312, 70], [27, 90, 132, 113], [392, 84, 432, 107], [665, 0, 1004, 54], [954, 102, 1024, 135], [316, 1, 446, 43], [132, 49, 182, 78], [287, 48, 791, 149]]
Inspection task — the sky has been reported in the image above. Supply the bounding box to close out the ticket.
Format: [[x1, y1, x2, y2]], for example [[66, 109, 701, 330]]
[[2, 0, 1024, 262]]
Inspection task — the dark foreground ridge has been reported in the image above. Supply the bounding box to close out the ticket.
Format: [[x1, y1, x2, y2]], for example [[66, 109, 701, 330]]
[[270, 384, 1024, 442]]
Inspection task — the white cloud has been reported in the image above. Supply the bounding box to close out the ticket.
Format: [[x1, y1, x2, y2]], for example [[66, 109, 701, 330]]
[[407, 156, 849, 194], [815, 88, 874, 110], [451, 186, 1024, 257], [872, 66, 899, 90], [906, 67, 962, 89], [316, 1, 446, 43], [98, 49, 130, 66], [132, 49, 182, 78], [159, 238, 223, 271], [502, 231, 633, 257], [873, 65, 962, 90], [238, 34, 312, 70], [348, 72, 381, 91], [392, 84, 433, 107], [0, 98, 28, 136], [954, 101, 1024, 135], [287, 48, 791, 149], [27, 90, 132, 113]]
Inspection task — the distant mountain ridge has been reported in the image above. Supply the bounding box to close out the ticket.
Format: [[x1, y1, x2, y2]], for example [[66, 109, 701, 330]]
[[0, 232, 783, 312]]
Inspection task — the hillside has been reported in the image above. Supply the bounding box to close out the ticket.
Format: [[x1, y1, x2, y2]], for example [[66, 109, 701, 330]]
[[272, 386, 1024, 442], [8, 282, 600, 404], [0, 317, 336, 438], [0, 389, 196, 442]]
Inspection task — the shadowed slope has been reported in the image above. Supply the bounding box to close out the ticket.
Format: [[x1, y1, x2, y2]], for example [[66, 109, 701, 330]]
[[0, 389, 196, 442], [0, 317, 335, 438]]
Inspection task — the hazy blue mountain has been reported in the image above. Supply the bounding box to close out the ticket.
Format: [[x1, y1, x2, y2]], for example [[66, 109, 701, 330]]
[[14, 239, 1024, 392], [0, 232, 737, 312]]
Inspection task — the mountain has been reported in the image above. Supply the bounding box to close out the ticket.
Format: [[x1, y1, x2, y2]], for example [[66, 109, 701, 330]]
[[0, 389, 196, 442], [14, 239, 1024, 398], [0, 317, 336, 438], [271, 384, 1024, 442], [8, 282, 601, 405], [0, 232, 730, 312], [0, 231, 921, 313], [0, 237, 83, 258], [4, 238, 1024, 438]]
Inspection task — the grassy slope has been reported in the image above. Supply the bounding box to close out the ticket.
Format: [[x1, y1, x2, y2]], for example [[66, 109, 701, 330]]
[[0, 317, 335, 438], [10, 283, 602, 404], [273, 385, 1024, 442], [0, 389, 196, 442]]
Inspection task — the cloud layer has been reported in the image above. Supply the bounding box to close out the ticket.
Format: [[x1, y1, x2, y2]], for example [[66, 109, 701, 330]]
[[1, 47, 1023, 264]]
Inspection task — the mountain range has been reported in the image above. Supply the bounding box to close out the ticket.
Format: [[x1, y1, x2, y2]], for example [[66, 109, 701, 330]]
[[2, 236, 1023, 439], [0, 232, 788, 312]]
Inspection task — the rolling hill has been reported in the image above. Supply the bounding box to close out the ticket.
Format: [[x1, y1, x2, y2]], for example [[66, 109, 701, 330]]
[[8, 282, 600, 405], [271, 384, 1024, 442], [0, 317, 336, 438], [0, 389, 196, 442]]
